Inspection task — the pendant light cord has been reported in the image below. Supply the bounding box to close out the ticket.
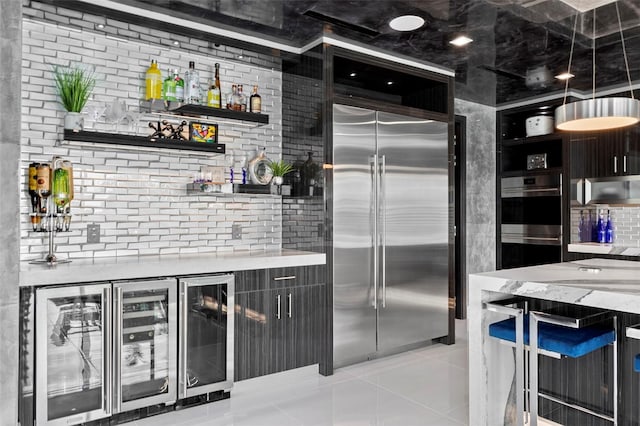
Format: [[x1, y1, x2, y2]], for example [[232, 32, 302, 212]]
[[616, 2, 635, 99], [563, 12, 579, 105]]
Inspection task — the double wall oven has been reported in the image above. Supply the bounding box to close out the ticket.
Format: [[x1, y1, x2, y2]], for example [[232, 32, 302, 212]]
[[23, 274, 234, 425], [500, 173, 563, 269]]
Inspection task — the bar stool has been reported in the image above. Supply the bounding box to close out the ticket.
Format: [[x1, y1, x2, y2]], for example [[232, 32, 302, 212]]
[[487, 302, 617, 426]]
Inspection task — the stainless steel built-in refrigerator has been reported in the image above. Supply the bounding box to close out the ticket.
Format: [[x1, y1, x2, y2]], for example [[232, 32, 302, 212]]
[[332, 104, 449, 367]]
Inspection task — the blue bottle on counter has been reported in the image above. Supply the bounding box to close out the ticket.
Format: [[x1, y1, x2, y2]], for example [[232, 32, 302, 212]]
[[605, 209, 614, 244], [597, 209, 606, 243]]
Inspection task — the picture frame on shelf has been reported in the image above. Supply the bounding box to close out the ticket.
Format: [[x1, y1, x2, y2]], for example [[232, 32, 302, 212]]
[[190, 122, 218, 143]]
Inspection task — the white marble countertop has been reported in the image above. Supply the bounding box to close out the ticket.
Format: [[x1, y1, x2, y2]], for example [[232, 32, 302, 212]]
[[471, 258, 640, 313], [20, 249, 326, 287], [568, 243, 640, 256]]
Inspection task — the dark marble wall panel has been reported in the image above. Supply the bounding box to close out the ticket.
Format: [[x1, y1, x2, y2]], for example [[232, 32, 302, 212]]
[[0, 0, 22, 423]]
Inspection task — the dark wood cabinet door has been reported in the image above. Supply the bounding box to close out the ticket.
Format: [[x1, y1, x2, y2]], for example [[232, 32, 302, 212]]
[[285, 284, 325, 371]]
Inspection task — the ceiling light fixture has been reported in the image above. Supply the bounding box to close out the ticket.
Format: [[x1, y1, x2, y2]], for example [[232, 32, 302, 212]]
[[389, 15, 424, 32], [387, 81, 393, 85], [555, 3, 640, 132], [555, 72, 574, 80], [173, 41, 180, 46], [350, 72, 357, 77], [97, 24, 105, 29], [449, 35, 473, 47]]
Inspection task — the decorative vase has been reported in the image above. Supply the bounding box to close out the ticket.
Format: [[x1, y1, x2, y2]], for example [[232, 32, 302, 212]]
[[64, 112, 84, 132], [248, 147, 272, 185]]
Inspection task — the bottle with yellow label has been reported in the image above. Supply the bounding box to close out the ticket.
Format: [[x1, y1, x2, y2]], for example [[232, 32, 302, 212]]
[[145, 59, 162, 100]]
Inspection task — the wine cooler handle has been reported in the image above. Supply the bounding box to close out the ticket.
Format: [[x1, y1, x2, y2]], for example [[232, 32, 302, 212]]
[[287, 293, 292, 318], [624, 155, 627, 173], [113, 286, 123, 414], [381, 155, 387, 308], [179, 281, 188, 399], [370, 154, 378, 310], [276, 294, 281, 319], [614, 156, 618, 174], [104, 286, 114, 416]]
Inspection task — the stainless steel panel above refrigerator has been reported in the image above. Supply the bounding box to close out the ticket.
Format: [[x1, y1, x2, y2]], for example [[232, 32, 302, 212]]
[[36, 283, 112, 426], [178, 274, 234, 398], [333, 104, 450, 368], [113, 278, 177, 413]]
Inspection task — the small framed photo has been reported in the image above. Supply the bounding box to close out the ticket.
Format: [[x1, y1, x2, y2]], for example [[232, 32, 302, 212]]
[[189, 122, 218, 143]]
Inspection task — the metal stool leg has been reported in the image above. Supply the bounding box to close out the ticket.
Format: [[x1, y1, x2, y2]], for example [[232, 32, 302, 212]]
[[485, 302, 525, 426]]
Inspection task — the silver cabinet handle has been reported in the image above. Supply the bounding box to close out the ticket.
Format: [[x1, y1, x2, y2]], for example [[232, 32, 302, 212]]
[[273, 275, 296, 281], [104, 286, 114, 416], [624, 155, 627, 173], [113, 286, 123, 414], [178, 282, 188, 399], [370, 154, 378, 310], [287, 293, 292, 318], [276, 294, 281, 319], [614, 156, 618, 174], [380, 155, 387, 308]]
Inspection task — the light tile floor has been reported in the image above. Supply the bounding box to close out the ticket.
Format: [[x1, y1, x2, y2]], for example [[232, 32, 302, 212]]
[[135, 321, 469, 426]]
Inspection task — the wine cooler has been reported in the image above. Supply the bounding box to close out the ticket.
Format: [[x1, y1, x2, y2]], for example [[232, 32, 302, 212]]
[[178, 274, 234, 398], [34, 279, 178, 425], [35, 283, 112, 426], [113, 278, 177, 412]]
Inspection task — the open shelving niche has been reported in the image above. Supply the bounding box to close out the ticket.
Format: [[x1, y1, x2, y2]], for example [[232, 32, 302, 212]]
[[61, 103, 270, 155]]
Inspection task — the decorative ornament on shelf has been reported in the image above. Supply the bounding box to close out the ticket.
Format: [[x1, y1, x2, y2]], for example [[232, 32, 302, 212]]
[[247, 147, 273, 185], [555, 2, 640, 132], [268, 160, 294, 194], [52, 64, 96, 132]]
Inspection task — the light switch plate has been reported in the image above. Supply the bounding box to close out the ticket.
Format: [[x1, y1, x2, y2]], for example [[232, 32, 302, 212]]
[[232, 223, 242, 240], [87, 224, 100, 244]]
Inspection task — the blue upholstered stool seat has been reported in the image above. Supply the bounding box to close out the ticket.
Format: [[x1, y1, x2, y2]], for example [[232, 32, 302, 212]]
[[634, 354, 640, 373], [489, 314, 615, 358]]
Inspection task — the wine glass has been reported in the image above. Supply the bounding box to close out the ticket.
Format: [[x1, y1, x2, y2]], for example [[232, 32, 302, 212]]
[[105, 99, 127, 132], [236, 154, 248, 184], [225, 152, 235, 183], [84, 102, 106, 130]]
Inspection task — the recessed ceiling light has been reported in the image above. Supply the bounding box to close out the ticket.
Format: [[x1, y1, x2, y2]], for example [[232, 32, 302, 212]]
[[97, 24, 105, 29], [449, 35, 473, 47], [555, 72, 575, 80], [389, 15, 425, 32], [350, 72, 357, 77], [387, 81, 394, 85]]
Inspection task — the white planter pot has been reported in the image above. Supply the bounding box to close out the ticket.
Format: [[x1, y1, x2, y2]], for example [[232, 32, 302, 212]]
[[273, 176, 284, 186], [64, 112, 84, 132]]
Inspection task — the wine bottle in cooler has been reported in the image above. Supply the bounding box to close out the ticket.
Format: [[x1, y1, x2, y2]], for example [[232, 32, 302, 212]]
[[597, 209, 606, 243], [578, 210, 584, 243]]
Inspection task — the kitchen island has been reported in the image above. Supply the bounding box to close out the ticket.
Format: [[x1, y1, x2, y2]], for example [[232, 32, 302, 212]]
[[469, 258, 640, 425]]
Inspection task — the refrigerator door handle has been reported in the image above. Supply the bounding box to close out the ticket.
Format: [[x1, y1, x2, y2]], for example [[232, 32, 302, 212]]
[[113, 286, 123, 414], [104, 286, 114, 417], [178, 281, 189, 399], [380, 155, 387, 308], [370, 154, 378, 309]]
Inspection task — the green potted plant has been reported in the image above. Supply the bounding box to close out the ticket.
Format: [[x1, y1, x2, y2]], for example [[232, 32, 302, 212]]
[[268, 160, 294, 187], [52, 65, 96, 132]]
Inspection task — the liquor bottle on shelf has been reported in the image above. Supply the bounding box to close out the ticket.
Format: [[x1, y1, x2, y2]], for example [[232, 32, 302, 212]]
[[237, 85, 247, 112], [605, 210, 614, 244], [184, 61, 201, 105], [29, 162, 41, 231], [249, 85, 261, 113], [162, 69, 176, 101], [207, 63, 221, 108], [174, 69, 185, 102], [145, 59, 163, 100], [227, 84, 237, 110]]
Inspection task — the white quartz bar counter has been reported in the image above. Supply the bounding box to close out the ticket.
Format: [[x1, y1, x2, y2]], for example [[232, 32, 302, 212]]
[[471, 258, 640, 313], [20, 249, 326, 287]]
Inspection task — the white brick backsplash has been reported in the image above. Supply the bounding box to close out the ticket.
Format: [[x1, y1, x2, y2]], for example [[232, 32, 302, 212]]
[[21, 6, 283, 261]]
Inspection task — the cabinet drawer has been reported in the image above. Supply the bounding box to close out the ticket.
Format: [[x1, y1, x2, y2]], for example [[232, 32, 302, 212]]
[[234, 269, 267, 292], [268, 265, 325, 289]]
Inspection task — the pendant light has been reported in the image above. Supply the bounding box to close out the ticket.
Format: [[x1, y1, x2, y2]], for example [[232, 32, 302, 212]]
[[555, 2, 640, 132]]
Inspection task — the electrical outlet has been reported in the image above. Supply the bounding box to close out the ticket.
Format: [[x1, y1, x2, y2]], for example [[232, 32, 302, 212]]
[[87, 224, 100, 244], [232, 224, 242, 240]]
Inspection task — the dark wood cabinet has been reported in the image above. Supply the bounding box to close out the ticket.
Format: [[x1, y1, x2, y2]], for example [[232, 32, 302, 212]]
[[570, 126, 640, 178], [234, 265, 325, 381]]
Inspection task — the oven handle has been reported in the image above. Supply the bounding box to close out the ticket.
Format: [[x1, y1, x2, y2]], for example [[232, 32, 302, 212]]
[[501, 187, 561, 197], [501, 235, 562, 245]]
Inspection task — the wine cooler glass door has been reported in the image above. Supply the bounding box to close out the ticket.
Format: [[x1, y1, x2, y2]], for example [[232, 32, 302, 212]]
[[114, 278, 177, 413], [178, 274, 234, 398], [36, 283, 112, 426]]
